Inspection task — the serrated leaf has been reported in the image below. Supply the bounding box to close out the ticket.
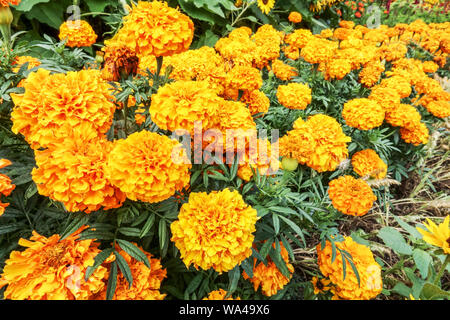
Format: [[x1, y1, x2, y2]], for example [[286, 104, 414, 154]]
[[272, 214, 280, 234], [378, 227, 413, 255], [0, 223, 26, 235], [115, 251, 133, 289], [118, 227, 141, 238], [413, 249, 432, 279], [140, 214, 155, 238], [241, 258, 253, 279], [60, 214, 90, 240], [116, 239, 150, 269], [106, 261, 118, 300]]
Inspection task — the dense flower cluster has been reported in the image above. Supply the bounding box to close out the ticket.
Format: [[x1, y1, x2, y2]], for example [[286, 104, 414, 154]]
[[317, 237, 383, 300], [0, 159, 15, 216], [59, 20, 97, 48], [170, 189, 258, 273]]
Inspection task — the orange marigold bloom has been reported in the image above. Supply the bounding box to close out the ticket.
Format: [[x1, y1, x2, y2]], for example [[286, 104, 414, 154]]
[[271, 59, 298, 81], [422, 61, 439, 73], [282, 45, 300, 60], [279, 124, 316, 165], [359, 60, 385, 88], [105, 130, 191, 204], [0, 0, 20, 6], [0, 227, 109, 300], [215, 29, 257, 67], [170, 189, 258, 274], [368, 86, 401, 113], [240, 90, 270, 116], [301, 38, 337, 64], [226, 65, 262, 92], [385, 104, 421, 128], [96, 247, 167, 300], [328, 175, 376, 216], [32, 123, 126, 213], [277, 83, 311, 110], [149, 80, 222, 135], [288, 11, 302, 23], [425, 100, 450, 119], [324, 58, 352, 80], [12, 55, 40, 73], [105, 1, 194, 57], [306, 114, 351, 173], [284, 29, 313, 49], [339, 20, 355, 29], [203, 289, 241, 300], [376, 76, 411, 98], [252, 24, 283, 69], [343, 98, 385, 130], [243, 242, 295, 297], [400, 122, 429, 146], [317, 237, 382, 300], [351, 149, 387, 180], [59, 20, 97, 47], [0, 159, 15, 217], [11, 68, 116, 150], [414, 76, 443, 96]]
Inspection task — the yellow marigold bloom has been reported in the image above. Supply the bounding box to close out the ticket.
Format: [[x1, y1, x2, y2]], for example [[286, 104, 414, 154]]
[[417, 215, 450, 254], [203, 289, 241, 300], [105, 130, 191, 204], [0, 227, 109, 300], [379, 42, 407, 62], [134, 107, 147, 125], [243, 241, 295, 297], [215, 30, 257, 67], [12, 55, 40, 73], [359, 60, 385, 88], [324, 58, 352, 80], [400, 122, 429, 146], [284, 29, 313, 49], [317, 237, 382, 300], [320, 28, 334, 39], [417, 90, 450, 117], [32, 123, 126, 213], [414, 76, 443, 96], [328, 175, 377, 216], [277, 83, 311, 110], [425, 100, 450, 119], [333, 28, 355, 41], [150, 80, 222, 135], [271, 59, 298, 81], [306, 114, 351, 173], [0, 159, 15, 217], [422, 61, 439, 73], [170, 189, 258, 273], [343, 98, 385, 131], [11, 68, 116, 150], [301, 38, 337, 64], [106, 1, 194, 57], [279, 125, 316, 165], [377, 76, 411, 98], [96, 247, 167, 300], [226, 65, 262, 92], [351, 149, 387, 180], [241, 90, 270, 116], [282, 45, 300, 60], [385, 104, 421, 128], [339, 20, 355, 29], [257, 0, 275, 14], [59, 20, 97, 47], [252, 24, 283, 69], [288, 11, 302, 23], [368, 86, 401, 113], [311, 276, 332, 294]]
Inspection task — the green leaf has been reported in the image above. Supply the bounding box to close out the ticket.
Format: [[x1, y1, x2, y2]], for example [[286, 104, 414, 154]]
[[79, 230, 115, 241], [106, 261, 118, 300], [392, 282, 412, 298], [14, 0, 50, 11], [85, 248, 114, 282], [0, 223, 26, 235], [85, 0, 112, 13], [118, 227, 141, 238], [158, 219, 168, 253], [272, 214, 280, 234], [228, 265, 240, 294], [241, 258, 253, 279], [420, 282, 450, 300], [378, 227, 413, 255], [269, 244, 291, 279], [139, 214, 155, 238], [393, 215, 422, 239], [116, 239, 150, 269], [278, 215, 304, 241], [60, 214, 90, 240], [412, 249, 432, 279], [115, 251, 133, 289], [185, 273, 203, 294]]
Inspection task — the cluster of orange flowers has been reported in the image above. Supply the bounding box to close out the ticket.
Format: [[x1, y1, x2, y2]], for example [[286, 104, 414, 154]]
[[0, 159, 15, 216]]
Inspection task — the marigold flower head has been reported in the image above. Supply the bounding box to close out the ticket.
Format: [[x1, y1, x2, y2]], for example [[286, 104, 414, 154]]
[[0, 0, 20, 6], [282, 45, 300, 60], [105, 130, 191, 204], [243, 242, 294, 296], [277, 83, 311, 110], [203, 289, 241, 300], [359, 60, 385, 88], [0, 159, 15, 216], [422, 61, 439, 73], [351, 149, 387, 180], [101, 43, 139, 82], [317, 237, 382, 300], [12, 55, 40, 73], [96, 247, 167, 300], [320, 28, 334, 39], [324, 58, 352, 80], [416, 215, 450, 254], [368, 86, 401, 113], [215, 31, 257, 67], [0, 227, 109, 300], [32, 123, 126, 213], [59, 20, 97, 47], [376, 76, 411, 98], [339, 20, 355, 29], [252, 25, 283, 69], [150, 80, 222, 135], [271, 59, 298, 81], [288, 11, 302, 23], [414, 76, 443, 96], [170, 189, 258, 273], [305, 114, 351, 173], [11, 68, 116, 150], [106, 1, 194, 57], [284, 29, 313, 49], [279, 125, 316, 165], [226, 65, 262, 92], [328, 175, 376, 216], [343, 98, 385, 131], [400, 122, 429, 146], [240, 90, 270, 116], [385, 104, 421, 128], [425, 100, 450, 119], [301, 38, 337, 64]]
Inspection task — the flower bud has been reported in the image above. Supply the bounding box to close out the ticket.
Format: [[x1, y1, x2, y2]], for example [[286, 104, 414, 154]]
[[0, 6, 13, 26]]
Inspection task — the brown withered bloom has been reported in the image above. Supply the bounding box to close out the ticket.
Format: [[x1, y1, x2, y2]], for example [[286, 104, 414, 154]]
[[101, 44, 139, 81]]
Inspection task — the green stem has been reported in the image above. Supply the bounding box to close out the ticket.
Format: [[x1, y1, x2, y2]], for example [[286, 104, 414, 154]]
[[433, 255, 450, 286], [155, 56, 163, 86], [123, 97, 128, 136]]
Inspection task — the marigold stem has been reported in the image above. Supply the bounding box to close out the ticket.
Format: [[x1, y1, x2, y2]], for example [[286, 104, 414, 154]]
[[433, 254, 450, 286]]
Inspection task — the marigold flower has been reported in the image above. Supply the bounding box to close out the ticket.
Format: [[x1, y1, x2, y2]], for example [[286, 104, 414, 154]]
[[368, 86, 401, 113], [215, 30, 257, 67], [277, 83, 311, 110], [416, 215, 450, 254], [170, 189, 258, 273], [226, 65, 262, 92], [101, 43, 139, 82], [351, 149, 387, 180], [279, 125, 316, 165], [359, 60, 385, 88], [106, 1, 194, 57], [243, 242, 294, 296], [425, 100, 450, 119], [0, 159, 15, 216], [282, 45, 300, 60], [203, 289, 241, 300], [400, 122, 429, 146], [271, 59, 298, 81], [32, 123, 126, 213], [12, 55, 40, 73], [288, 11, 302, 23], [59, 20, 97, 47], [385, 104, 421, 128], [317, 237, 382, 300], [339, 20, 355, 29], [376, 76, 411, 98], [306, 114, 351, 173], [422, 61, 439, 73], [11, 68, 116, 150], [328, 175, 377, 216], [284, 29, 313, 49], [105, 130, 191, 204], [343, 98, 385, 130], [311, 276, 332, 294], [301, 38, 337, 64], [324, 58, 352, 80], [240, 90, 270, 116], [252, 25, 283, 69], [0, 227, 109, 300], [0, 0, 20, 6]]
